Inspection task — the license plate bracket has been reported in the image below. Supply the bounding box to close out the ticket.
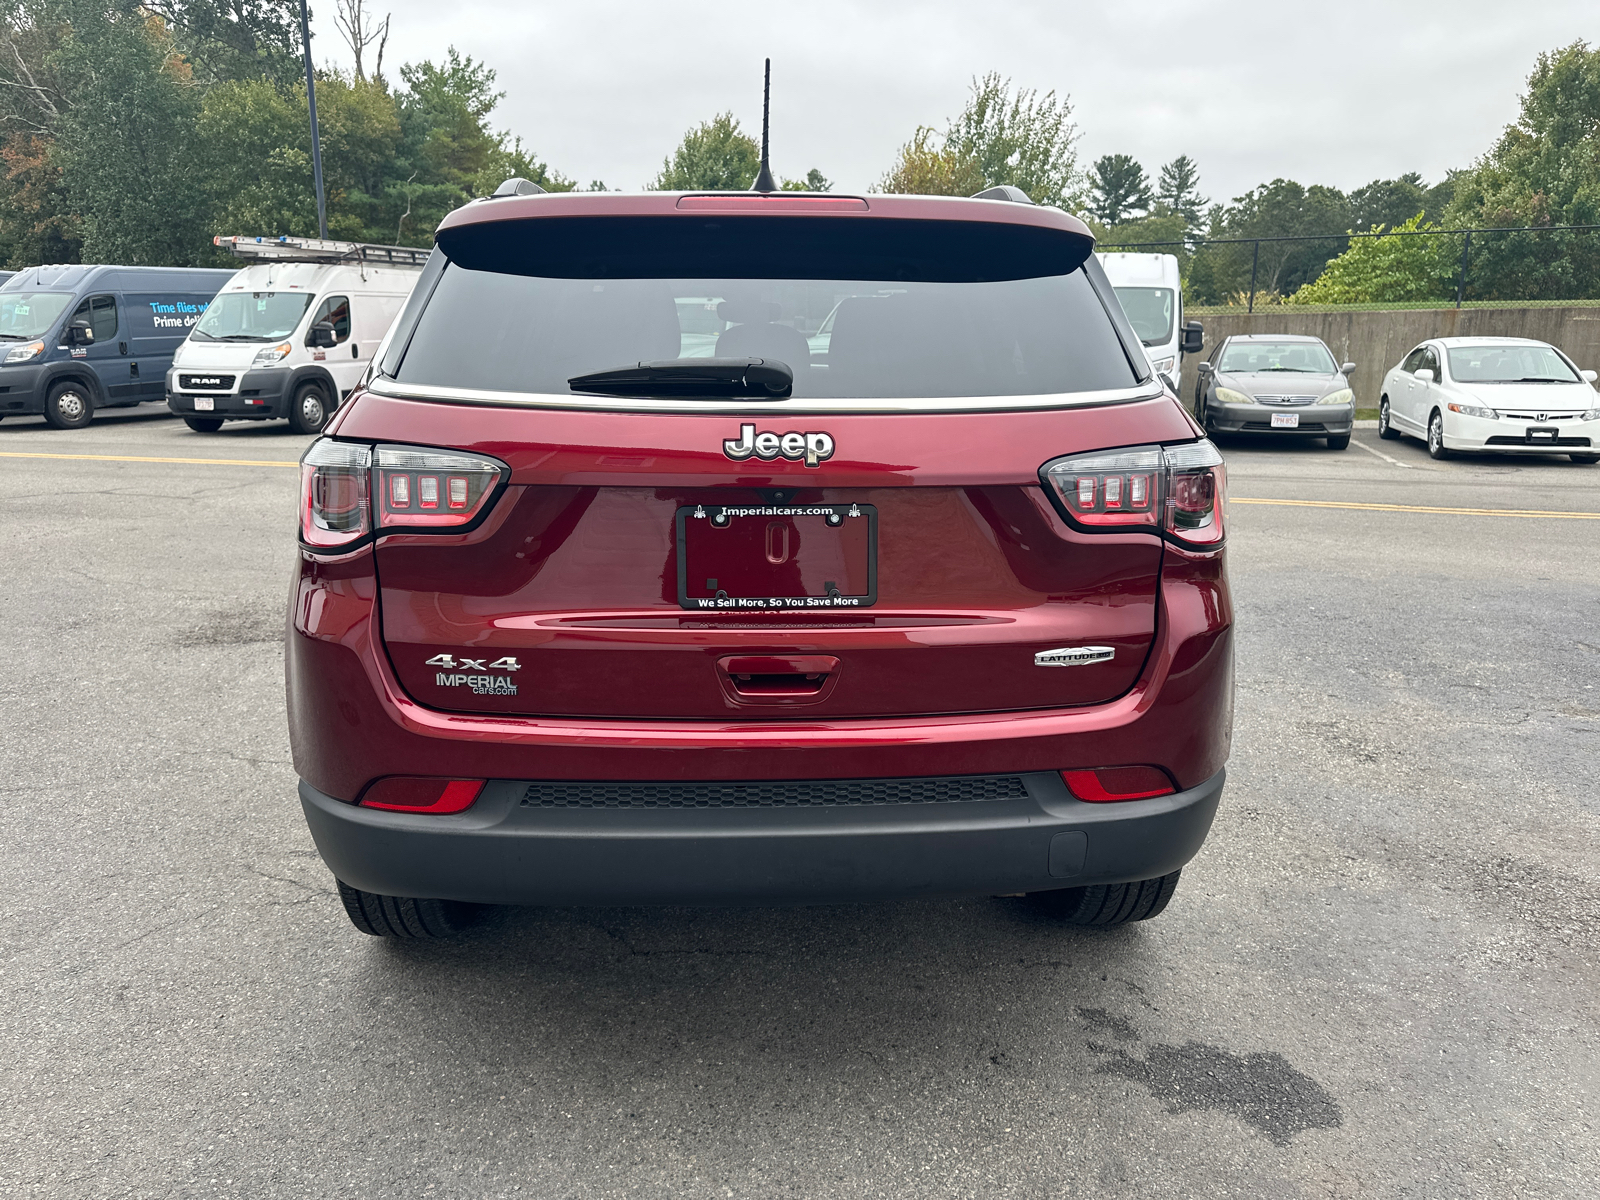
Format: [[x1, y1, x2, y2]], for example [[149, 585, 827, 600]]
[[676, 503, 877, 611], [1527, 426, 1557, 441], [1270, 412, 1300, 429], [193, 396, 215, 411]]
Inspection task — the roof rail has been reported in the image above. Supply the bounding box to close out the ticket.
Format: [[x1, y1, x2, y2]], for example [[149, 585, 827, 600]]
[[971, 185, 1033, 204], [213, 235, 431, 268]]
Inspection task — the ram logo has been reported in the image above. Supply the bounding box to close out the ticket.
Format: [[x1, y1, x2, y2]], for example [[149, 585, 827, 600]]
[[1034, 646, 1116, 667]]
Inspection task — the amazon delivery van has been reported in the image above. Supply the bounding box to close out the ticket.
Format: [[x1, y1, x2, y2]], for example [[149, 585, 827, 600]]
[[168, 236, 428, 434], [1096, 252, 1201, 389]]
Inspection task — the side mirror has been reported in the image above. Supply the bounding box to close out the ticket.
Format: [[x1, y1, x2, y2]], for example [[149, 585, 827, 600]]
[[1583, 369, 1598, 384], [1196, 361, 1214, 377], [1340, 361, 1356, 376], [308, 320, 338, 349], [1414, 368, 1434, 383], [1158, 371, 1177, 393], [1180, 320, 1204, 355], [66, 318, 94, 347]]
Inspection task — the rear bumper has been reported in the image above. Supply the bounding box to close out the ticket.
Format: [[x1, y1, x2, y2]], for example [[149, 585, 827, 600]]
[[300, 769, 1225, 905]]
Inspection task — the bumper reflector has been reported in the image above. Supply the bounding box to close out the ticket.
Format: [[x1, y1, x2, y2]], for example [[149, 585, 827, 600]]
[[1062, 767, 1176, 802], [359, 777, 485, 814]]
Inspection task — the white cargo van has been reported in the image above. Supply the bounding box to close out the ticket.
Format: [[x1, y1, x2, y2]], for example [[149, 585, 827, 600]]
[[168, 236, 428, 434], [1096, 252, 1202, 390]]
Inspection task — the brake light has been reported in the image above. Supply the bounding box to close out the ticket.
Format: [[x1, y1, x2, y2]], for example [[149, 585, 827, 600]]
[[376, 445, 503, 529], [300, 439, 371, 549], [359, 777, 485, 814], [1040, 440, 1226, 546], [300, 440, 508, 549], [1062, 767, 1176, 802]]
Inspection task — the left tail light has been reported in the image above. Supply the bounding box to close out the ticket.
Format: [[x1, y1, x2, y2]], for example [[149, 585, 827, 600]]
[[1040, 440, 1226, 547], [300, 440, 371, 549], [299, 440, 508, 549], [359, 777, 485, 813]]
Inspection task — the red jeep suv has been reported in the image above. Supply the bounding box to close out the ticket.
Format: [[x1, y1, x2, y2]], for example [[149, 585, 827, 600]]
[[287, 188, 1232, 938]]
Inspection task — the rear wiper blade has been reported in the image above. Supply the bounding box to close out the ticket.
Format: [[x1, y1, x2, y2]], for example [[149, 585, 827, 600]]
[[569, 357, 793, 400]]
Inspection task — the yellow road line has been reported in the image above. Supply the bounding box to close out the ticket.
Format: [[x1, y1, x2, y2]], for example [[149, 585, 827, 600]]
[[0, 450, 298, 468], [1233, 497, 1600, 520]]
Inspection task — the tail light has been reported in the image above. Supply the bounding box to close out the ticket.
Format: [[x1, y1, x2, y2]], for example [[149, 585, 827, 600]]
[[359, 777, 485, 813], [1062, 767, 1176, 802], [1040, 440, 1226, 546], [300, 440, 371, 549], [376, 445, 504, 529], [299, 440, 508, 549]]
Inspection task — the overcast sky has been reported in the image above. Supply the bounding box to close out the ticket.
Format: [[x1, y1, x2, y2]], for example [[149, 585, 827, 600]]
[[312, 0, 1594, 204]]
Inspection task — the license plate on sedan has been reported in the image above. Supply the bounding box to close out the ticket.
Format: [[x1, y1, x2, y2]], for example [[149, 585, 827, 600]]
[[1528, 426, 1557, 440], [1270, 412, 1299, 429], [193, 397, 215, 411], [676, 503, 876, 611]]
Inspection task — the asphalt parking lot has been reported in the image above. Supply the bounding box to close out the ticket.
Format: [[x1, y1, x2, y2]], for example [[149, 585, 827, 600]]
[[3, 403, 1597, 1198]]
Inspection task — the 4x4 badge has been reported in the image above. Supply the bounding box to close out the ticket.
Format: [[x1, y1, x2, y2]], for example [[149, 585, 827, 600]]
[[424, 653, 520, 672], [723, 423, 835, 468]]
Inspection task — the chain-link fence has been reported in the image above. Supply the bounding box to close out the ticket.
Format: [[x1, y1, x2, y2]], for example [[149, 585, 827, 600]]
[[1099, 224, 1600, 314]]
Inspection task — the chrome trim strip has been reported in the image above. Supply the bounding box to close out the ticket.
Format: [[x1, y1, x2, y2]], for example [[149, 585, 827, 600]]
[[364, 376, 1165, 415]]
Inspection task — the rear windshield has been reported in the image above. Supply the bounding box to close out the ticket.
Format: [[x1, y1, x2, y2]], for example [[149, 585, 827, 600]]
[[395, 267, 1142, 399], [1446, 343, 1580, 384]]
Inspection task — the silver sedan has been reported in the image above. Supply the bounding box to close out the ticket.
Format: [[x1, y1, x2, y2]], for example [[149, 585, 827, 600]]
[[1195, 334, 1356, 450]]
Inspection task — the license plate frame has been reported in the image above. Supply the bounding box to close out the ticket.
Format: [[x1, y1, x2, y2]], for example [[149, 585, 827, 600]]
[[1527, 426, 1558, 441], [1270, 412, 1300, 429], [193, 396, 215, 411], [676, 502, 877, 612]]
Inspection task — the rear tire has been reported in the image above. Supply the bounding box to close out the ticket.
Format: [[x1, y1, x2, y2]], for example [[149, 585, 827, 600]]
[[1427, 409, 1451, 459], [1570, 453, 1599, 464], [183, 416, 224, 433], [43, 381, 93, 429], [1027, 869, 1181, 926], [1377, 397, 1399, 439], [287, 382, 330, 435], [336, 879, 475, 939], [1327, 433, 1350, 451]]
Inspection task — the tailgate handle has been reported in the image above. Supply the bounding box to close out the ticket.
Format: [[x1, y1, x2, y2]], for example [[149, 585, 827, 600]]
[[718, 655, 839, 697]]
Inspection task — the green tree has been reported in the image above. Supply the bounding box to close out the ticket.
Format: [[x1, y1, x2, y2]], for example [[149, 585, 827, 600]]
[[1444, 40, 1600, 299], [1287, 213, 1454, 305], [142, 0, 302, 85], [878, 73, 1079, 206], [53, 4, 210, 264], [1088, 154, 1151, 225], [649, 113, 760, 190], [1185, 179, 1352, 303], [781, 167, 831, 191], [878, 125, 985, 196], [1156, 155, 1207, 226]]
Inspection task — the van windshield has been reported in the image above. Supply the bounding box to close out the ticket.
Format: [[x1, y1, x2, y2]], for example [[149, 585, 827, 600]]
[[1113, 287, 1175, 346], [0, 291, 75, 340], [395, 268, 1140, 399], [192, 291, 314, 342]]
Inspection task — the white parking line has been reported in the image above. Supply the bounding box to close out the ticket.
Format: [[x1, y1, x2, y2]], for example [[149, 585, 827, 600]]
[[1349, 437, 1412, 469]]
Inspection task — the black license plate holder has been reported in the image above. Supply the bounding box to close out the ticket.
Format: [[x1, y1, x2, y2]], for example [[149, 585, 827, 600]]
[[676, 503, 877, 612]]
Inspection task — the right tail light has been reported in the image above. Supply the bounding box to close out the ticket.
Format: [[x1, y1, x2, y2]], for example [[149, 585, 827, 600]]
[[1040, 440, 1226, 547], [300, 439, 507, 550]]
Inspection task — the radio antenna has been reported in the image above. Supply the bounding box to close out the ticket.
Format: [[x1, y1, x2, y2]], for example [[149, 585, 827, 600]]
[[751, 58, 777, 193]]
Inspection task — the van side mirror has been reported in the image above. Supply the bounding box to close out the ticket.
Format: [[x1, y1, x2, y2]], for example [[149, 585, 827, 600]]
[[66, 318, 94, 347], [1180, 320, 1203, 355], [1341, 361, 1356, 375], [308, 320, 338, 349]]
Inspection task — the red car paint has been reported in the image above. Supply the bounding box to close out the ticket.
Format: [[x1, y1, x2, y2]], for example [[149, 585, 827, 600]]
[[288, 189, 1233, 913]]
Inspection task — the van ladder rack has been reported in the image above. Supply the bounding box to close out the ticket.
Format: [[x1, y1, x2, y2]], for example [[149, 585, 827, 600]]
[[214, 235, 430, 268]]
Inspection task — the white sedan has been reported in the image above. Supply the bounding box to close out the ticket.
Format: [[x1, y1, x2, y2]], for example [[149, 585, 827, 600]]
[[1378, 337, 1600, 463]]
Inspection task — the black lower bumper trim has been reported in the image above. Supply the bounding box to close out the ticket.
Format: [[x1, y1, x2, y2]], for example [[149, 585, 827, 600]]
[[299, 769, 1226, 906]]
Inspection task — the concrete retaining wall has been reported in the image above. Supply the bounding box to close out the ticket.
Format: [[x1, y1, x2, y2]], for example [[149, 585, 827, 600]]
[[1179, 307, 1600, 409]]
